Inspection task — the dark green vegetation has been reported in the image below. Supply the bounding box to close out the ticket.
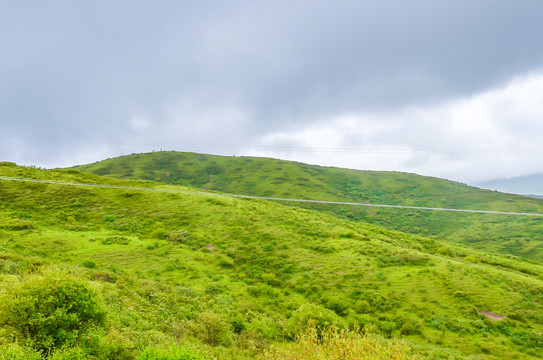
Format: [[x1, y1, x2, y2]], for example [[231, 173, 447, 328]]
[[1, 162, 543, 359], [71, 152, 543, 261]]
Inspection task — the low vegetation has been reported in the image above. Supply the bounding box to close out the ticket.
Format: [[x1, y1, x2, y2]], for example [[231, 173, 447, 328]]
[[1, 162, 543, 359], [70, 151, 543, 262]]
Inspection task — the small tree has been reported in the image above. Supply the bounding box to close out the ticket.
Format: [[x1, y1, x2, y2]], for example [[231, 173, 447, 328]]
[[0, 268, 106, 354]]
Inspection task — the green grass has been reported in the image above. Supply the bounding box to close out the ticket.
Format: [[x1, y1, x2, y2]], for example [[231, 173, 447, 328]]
[[1, 162, 543, 359], [68, 151, 543, 262]]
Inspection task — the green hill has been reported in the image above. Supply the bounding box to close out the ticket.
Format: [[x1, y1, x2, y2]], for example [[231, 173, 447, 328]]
[[2, 162, 543, 359], [70, 152, 543, 262]]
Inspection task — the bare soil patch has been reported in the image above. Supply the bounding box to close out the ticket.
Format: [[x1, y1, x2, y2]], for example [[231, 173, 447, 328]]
[[477, 309, 504, 320]]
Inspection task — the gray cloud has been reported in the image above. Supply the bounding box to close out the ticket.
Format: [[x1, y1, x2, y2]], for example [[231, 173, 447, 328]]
[[1, 1, 543, 181], [254, 72, 543, 182]]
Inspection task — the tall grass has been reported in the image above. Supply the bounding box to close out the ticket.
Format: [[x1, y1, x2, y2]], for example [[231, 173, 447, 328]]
[[264, 323, 422, 360]]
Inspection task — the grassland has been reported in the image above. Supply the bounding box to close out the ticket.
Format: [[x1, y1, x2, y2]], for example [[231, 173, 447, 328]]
[[1, 162, 543, 359], [70, 151, 543, 262]]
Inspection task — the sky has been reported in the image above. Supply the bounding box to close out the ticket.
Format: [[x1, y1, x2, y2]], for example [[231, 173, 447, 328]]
[[2, 1, 543, 184]]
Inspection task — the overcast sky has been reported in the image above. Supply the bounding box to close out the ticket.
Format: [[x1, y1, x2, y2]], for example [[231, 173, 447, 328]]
[[2, 1, 543, 183]]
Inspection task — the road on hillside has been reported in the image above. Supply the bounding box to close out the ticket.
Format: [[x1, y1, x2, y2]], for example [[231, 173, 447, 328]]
[[1, 175, 543, 217]]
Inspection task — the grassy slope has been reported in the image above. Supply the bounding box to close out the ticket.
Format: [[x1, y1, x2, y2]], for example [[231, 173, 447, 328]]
[[2, 163, 543, 359], [70, 152, 543, 262]]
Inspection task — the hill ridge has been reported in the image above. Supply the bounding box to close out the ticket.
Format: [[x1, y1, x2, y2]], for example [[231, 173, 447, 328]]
[[69, 151, 543, 262]]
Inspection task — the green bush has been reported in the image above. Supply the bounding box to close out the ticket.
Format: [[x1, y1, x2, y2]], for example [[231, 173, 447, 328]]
[[81, 260, 97, 269], [436, 245, 455, 257], [152, 223, 168, 240], [191, 312, 231, 346], [137, 345, 203, 360], [511, 330, 543, 348], [378, 320, 397, 336], [398, 318, 423, 335], [353, 300, 371, 314], [230, 317, 247, 334], [0, 258, 26, 275], [3, 220, 35, 231], [79, 329, 134, 360], [307, 240, 336, 254], [101, 236, 130, 245], [288, 304, 344, 337], [0, 268, 106, 354], [49, 346, 88, 359], [324, 297, 350, 316], [0, 344, 42, 360], [353, 291, 396, 312], [168, 230, 192, 244], [103, 215, 116, 222]]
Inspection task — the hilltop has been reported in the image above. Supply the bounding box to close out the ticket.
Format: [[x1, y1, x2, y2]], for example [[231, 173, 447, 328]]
[[1, 162, 543, 359], [70, 151, 543, 262]]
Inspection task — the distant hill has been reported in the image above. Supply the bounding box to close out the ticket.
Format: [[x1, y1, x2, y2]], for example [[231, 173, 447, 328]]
[[476, 173, 543, 196], [2, 162, 543, 359], [69, 151, 543, 262]]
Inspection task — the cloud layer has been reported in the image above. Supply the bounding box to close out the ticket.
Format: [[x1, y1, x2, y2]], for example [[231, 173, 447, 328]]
[[254, 72, 543, 182], [1, 1, 543, 183]]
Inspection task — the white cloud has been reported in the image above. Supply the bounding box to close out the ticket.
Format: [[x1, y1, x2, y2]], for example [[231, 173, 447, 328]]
[[252, 72, 543, 183]]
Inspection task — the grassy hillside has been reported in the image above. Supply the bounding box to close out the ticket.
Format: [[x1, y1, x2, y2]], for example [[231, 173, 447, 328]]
[[2, 162, 543, 359], [70, 152, 543, 262]]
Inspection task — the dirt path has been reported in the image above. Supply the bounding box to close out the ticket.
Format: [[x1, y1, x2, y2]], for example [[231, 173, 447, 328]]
[[477, 309, 504, 320]]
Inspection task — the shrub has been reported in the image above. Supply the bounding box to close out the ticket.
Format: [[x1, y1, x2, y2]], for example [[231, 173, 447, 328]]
[[48, 346, 88, 359], [511, 330, 543, 348], [453, 290, 470, 300], [0, 268, 106, 354], [191, 312, 231, 346], [398, 318, 423, 335], [4, 220, 35, 231], [436, 246, 455, 257], [0, 259, 24, 275], [152, 223, 168, 240], [230, 318, 247, 334], [325, 297, 350, 316], [353, 300, 371, 314], [81, 260, 97, 269], [103, 215, 116, 222], [137, 345, 203, 360], [378, 321, 397, 336], [288, 304, 344, 337], [218, 259, 234, 268], [307, 240, 336, 254], [0, 344, 42, 360], [101, 236, 130, 245], [80, 327, 135, 360], [168, 230, 192, 244], [354, 291, 396, 312]]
